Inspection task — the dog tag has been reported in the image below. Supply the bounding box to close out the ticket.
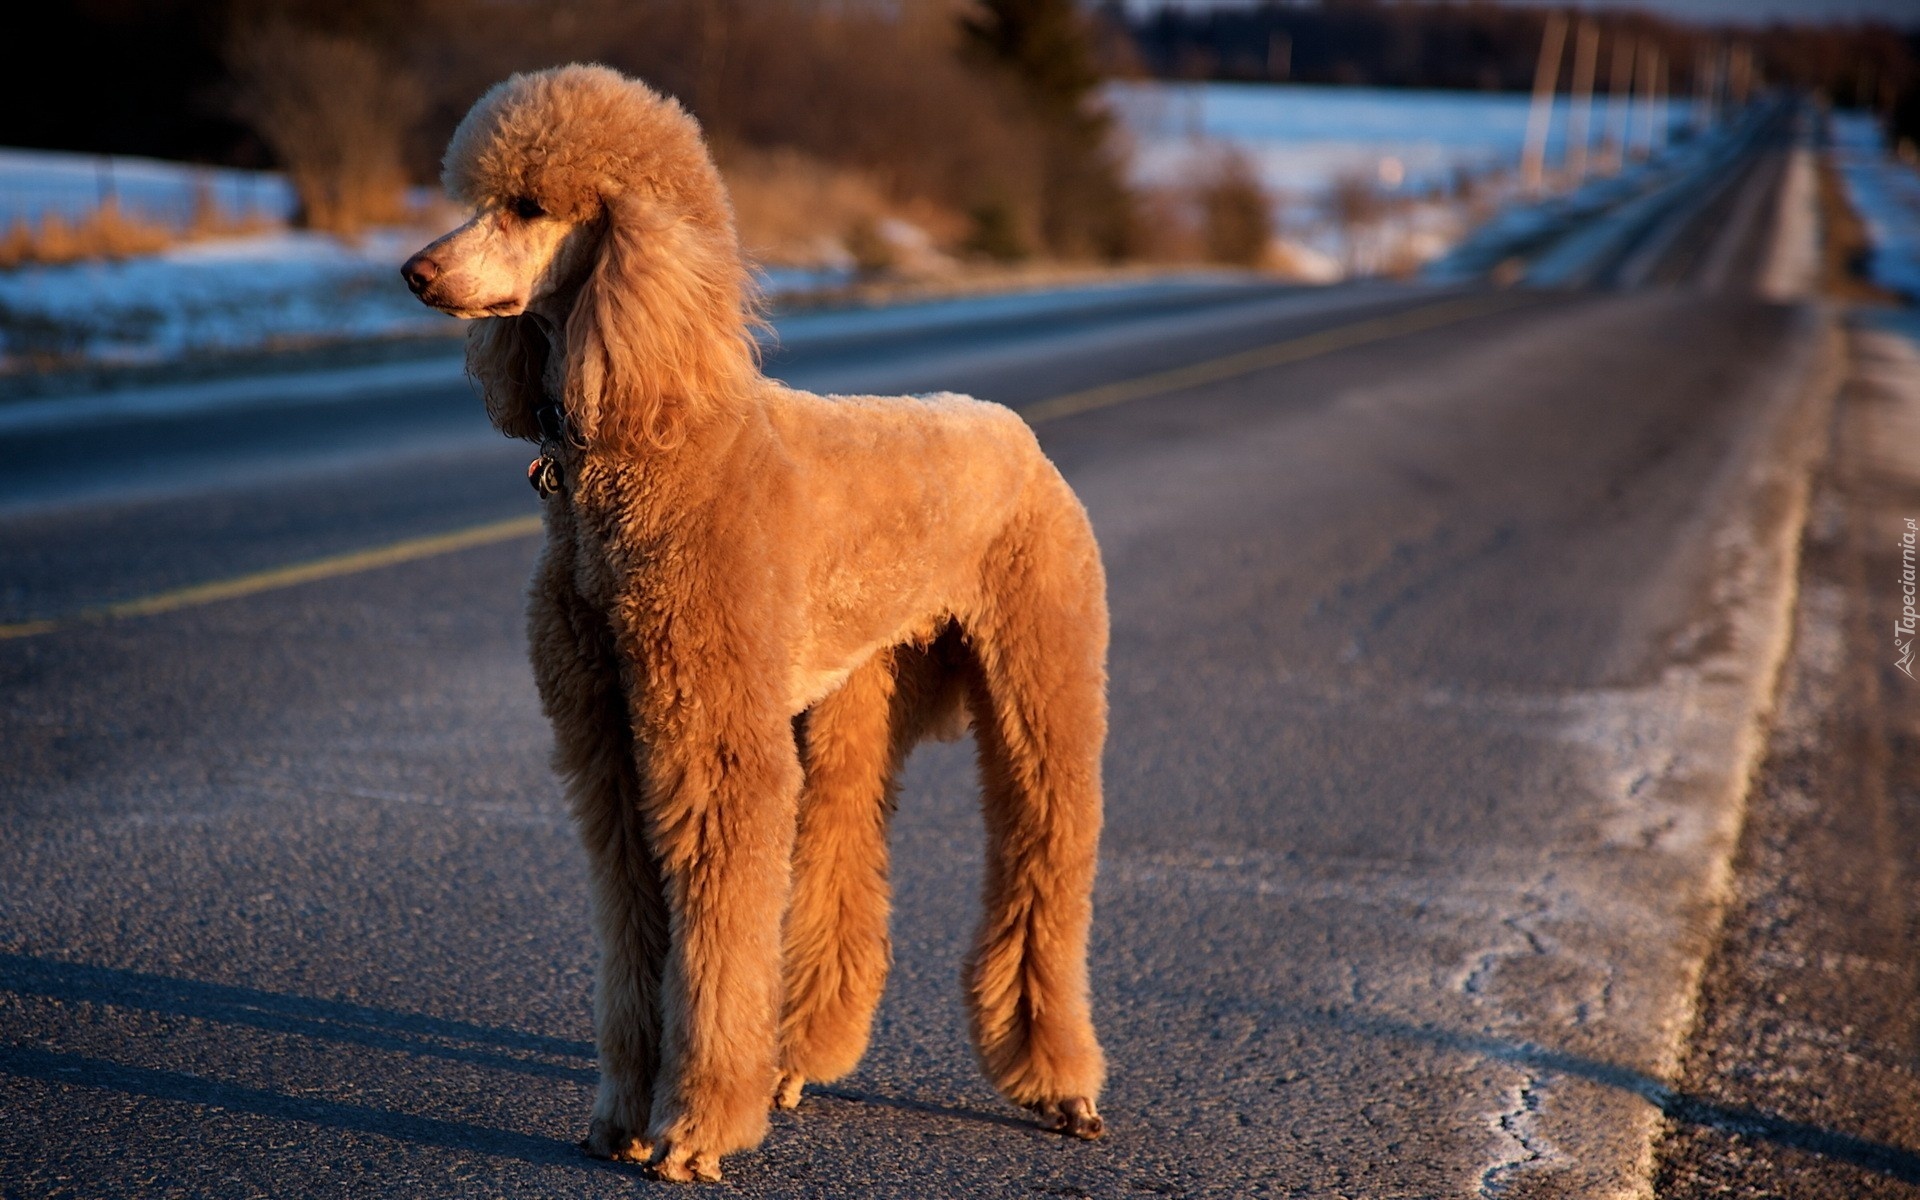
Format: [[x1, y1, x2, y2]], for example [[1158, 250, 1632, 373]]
[[527, 455, 563, 497]]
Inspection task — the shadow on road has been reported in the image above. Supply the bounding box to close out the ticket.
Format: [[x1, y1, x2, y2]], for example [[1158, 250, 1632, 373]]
[[0, 1041, 626, 1174], [0, 952, 593, 1081], [4, 952, 1915, 1183], [809, 1085, 1037, 1133], [1304, 1002, 1920, 1186]]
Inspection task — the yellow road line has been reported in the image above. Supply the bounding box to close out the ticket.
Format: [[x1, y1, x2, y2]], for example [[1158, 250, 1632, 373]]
[[1020, 292, 1523, 425], [0, 515, 543, 640], [0, 292, 1526, 641]]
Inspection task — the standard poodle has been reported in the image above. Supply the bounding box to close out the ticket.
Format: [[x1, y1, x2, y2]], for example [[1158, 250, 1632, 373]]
[[402, 64, 1108, 1183]]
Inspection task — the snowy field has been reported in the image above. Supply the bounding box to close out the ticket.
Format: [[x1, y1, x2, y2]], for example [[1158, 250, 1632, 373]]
[[0, 148, 297, 228], [0, 232, 855, 374], [1109, 82, 1698, 200], [0, 228, 455, 369], [0, 146, 862, 374], [0, 147, 451, 371], [1830, 110, 1920, 302], [0, 85, 1721, 372], [1108, 82, 1702, 276]]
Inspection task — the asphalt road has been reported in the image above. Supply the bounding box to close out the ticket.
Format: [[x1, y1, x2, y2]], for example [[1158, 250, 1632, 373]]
[[0, 121, 1843, 1198]]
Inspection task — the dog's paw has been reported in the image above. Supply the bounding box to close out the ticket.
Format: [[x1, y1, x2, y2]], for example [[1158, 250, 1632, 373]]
[[772, 1070, 805, 1111], [648, 1142, 723, 1184], [581, 1117, 652, 1163], [1030, 1096, 1105, 1141]]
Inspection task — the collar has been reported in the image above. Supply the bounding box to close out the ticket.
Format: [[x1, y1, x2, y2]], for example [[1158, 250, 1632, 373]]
[[534, 398, 568, 447], [528, 398, 570, 498]]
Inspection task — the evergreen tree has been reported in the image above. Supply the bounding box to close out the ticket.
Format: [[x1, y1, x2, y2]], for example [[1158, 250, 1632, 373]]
[[961, 0, 1135, 259]]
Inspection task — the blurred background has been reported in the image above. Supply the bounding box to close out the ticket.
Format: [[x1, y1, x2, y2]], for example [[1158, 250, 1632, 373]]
[[2, 0, 1916, 375]]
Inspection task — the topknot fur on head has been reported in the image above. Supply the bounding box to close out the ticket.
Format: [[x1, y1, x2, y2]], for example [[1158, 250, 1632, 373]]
[[442, 63, 733, 231], [449, 64, 762, 457]]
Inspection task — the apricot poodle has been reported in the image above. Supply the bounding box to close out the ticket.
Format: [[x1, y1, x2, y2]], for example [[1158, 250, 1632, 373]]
[[402, 64, 1108, 1182]]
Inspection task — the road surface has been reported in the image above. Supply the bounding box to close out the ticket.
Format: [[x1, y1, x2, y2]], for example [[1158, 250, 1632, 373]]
[[0, 112, 1862, 1198]]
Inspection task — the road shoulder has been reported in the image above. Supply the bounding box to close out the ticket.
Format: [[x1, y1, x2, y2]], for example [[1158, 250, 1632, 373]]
[[1650, 315, 1920, 1196]]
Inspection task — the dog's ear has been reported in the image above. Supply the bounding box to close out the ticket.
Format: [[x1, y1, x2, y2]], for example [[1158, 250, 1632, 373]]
[[563, 191, 759, 454], [466, 315, 547, 443]]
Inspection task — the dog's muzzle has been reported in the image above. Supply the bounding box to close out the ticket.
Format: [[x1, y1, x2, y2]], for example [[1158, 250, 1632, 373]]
[[400, 253, 440, 296]]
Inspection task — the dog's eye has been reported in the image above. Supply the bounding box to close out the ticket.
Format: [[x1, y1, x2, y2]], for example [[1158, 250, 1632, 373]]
[[512, 197, 545, 220]]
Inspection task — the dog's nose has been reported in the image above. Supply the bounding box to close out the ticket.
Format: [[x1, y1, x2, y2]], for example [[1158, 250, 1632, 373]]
[[401, 254, 440, 294]]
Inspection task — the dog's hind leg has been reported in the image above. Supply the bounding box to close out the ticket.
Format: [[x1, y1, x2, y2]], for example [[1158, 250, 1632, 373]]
[[778, 631, 973, 1108], [527, 554, 668, 1164], [776, 647, 923, 1108], [960, 492, 1110, 1140]]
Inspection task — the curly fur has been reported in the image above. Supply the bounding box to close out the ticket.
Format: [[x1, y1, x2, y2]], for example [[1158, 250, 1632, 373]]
[[446, 67, 761, 453], [409, 64, 1109, 1182]]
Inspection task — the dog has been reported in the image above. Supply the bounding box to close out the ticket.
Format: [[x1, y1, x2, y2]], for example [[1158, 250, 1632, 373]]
[[402, 64, 1108, 1183]]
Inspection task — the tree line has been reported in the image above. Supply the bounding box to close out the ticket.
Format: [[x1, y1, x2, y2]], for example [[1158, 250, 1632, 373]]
[[1111, 1, 1920, 142], [8, 1, 1918, 263], [4, 0, 1132, 258]]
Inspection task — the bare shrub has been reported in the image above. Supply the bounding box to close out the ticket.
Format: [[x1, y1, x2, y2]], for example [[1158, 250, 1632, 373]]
[[842, 216, 898, 276], [0, 219, 30, 268], [1124, 185, 1204, 262], [964, 199, 1035, 263], [693, 1, 1048, 255], [188, 178, 223, 238], [719, 148, 894, 268], [408, 0, 1054, 260], [1329, 169, 1386, 272], [1198, 149, 1273, 266], [226, 25, 423, 235], [0, 204, 178, 269], [90, 201, 177, 259]]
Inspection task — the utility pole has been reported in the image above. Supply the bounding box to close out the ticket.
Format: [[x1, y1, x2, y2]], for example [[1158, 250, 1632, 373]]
[[1693, 46, 1713, 135], [1634, 40, 1657, 161], [1730, 43, 1753, 108], [1652, 48, 1669, 157], [1604, 35, 1634, 175], [1523, 12, 1568, 196], [1568, 20, 1600, 184], [1268, 30, 1290, 82]]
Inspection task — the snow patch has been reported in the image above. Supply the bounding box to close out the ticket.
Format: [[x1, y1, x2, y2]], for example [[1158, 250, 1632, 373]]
[[0, 227, 455, 369], [1831, 110, 1920, 301], [1759, 147, 1819, 301], [1109, 82, 1689, 199], [1109, 82, 1701, 280], [0, 147, 297, 227]]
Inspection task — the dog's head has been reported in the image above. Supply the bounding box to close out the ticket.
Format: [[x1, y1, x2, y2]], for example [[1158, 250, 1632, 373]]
[[403, 64, 759, 454]]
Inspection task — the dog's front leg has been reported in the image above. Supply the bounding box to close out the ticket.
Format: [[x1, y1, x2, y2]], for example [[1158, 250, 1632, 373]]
[[637, 707, 801, 1183], [527, 557, 669, 1163]]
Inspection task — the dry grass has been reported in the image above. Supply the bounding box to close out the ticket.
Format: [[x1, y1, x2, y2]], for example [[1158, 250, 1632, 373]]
[[1197, 149, 1273, 266], [226, 25, 423, 235], [1124, 187, 1205, 262], [1815, 149, 1901, 304], [720, 147, 968, 278], [724, 149, 891, 267], [1118, 153, 1284, 270], [0, 196, 279, 270]]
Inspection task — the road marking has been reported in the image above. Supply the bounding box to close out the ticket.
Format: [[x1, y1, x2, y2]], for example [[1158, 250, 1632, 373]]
[[0, 292, 1529, 640], [0, 516, 543, 640], [1019, 291, 1526, 425]]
